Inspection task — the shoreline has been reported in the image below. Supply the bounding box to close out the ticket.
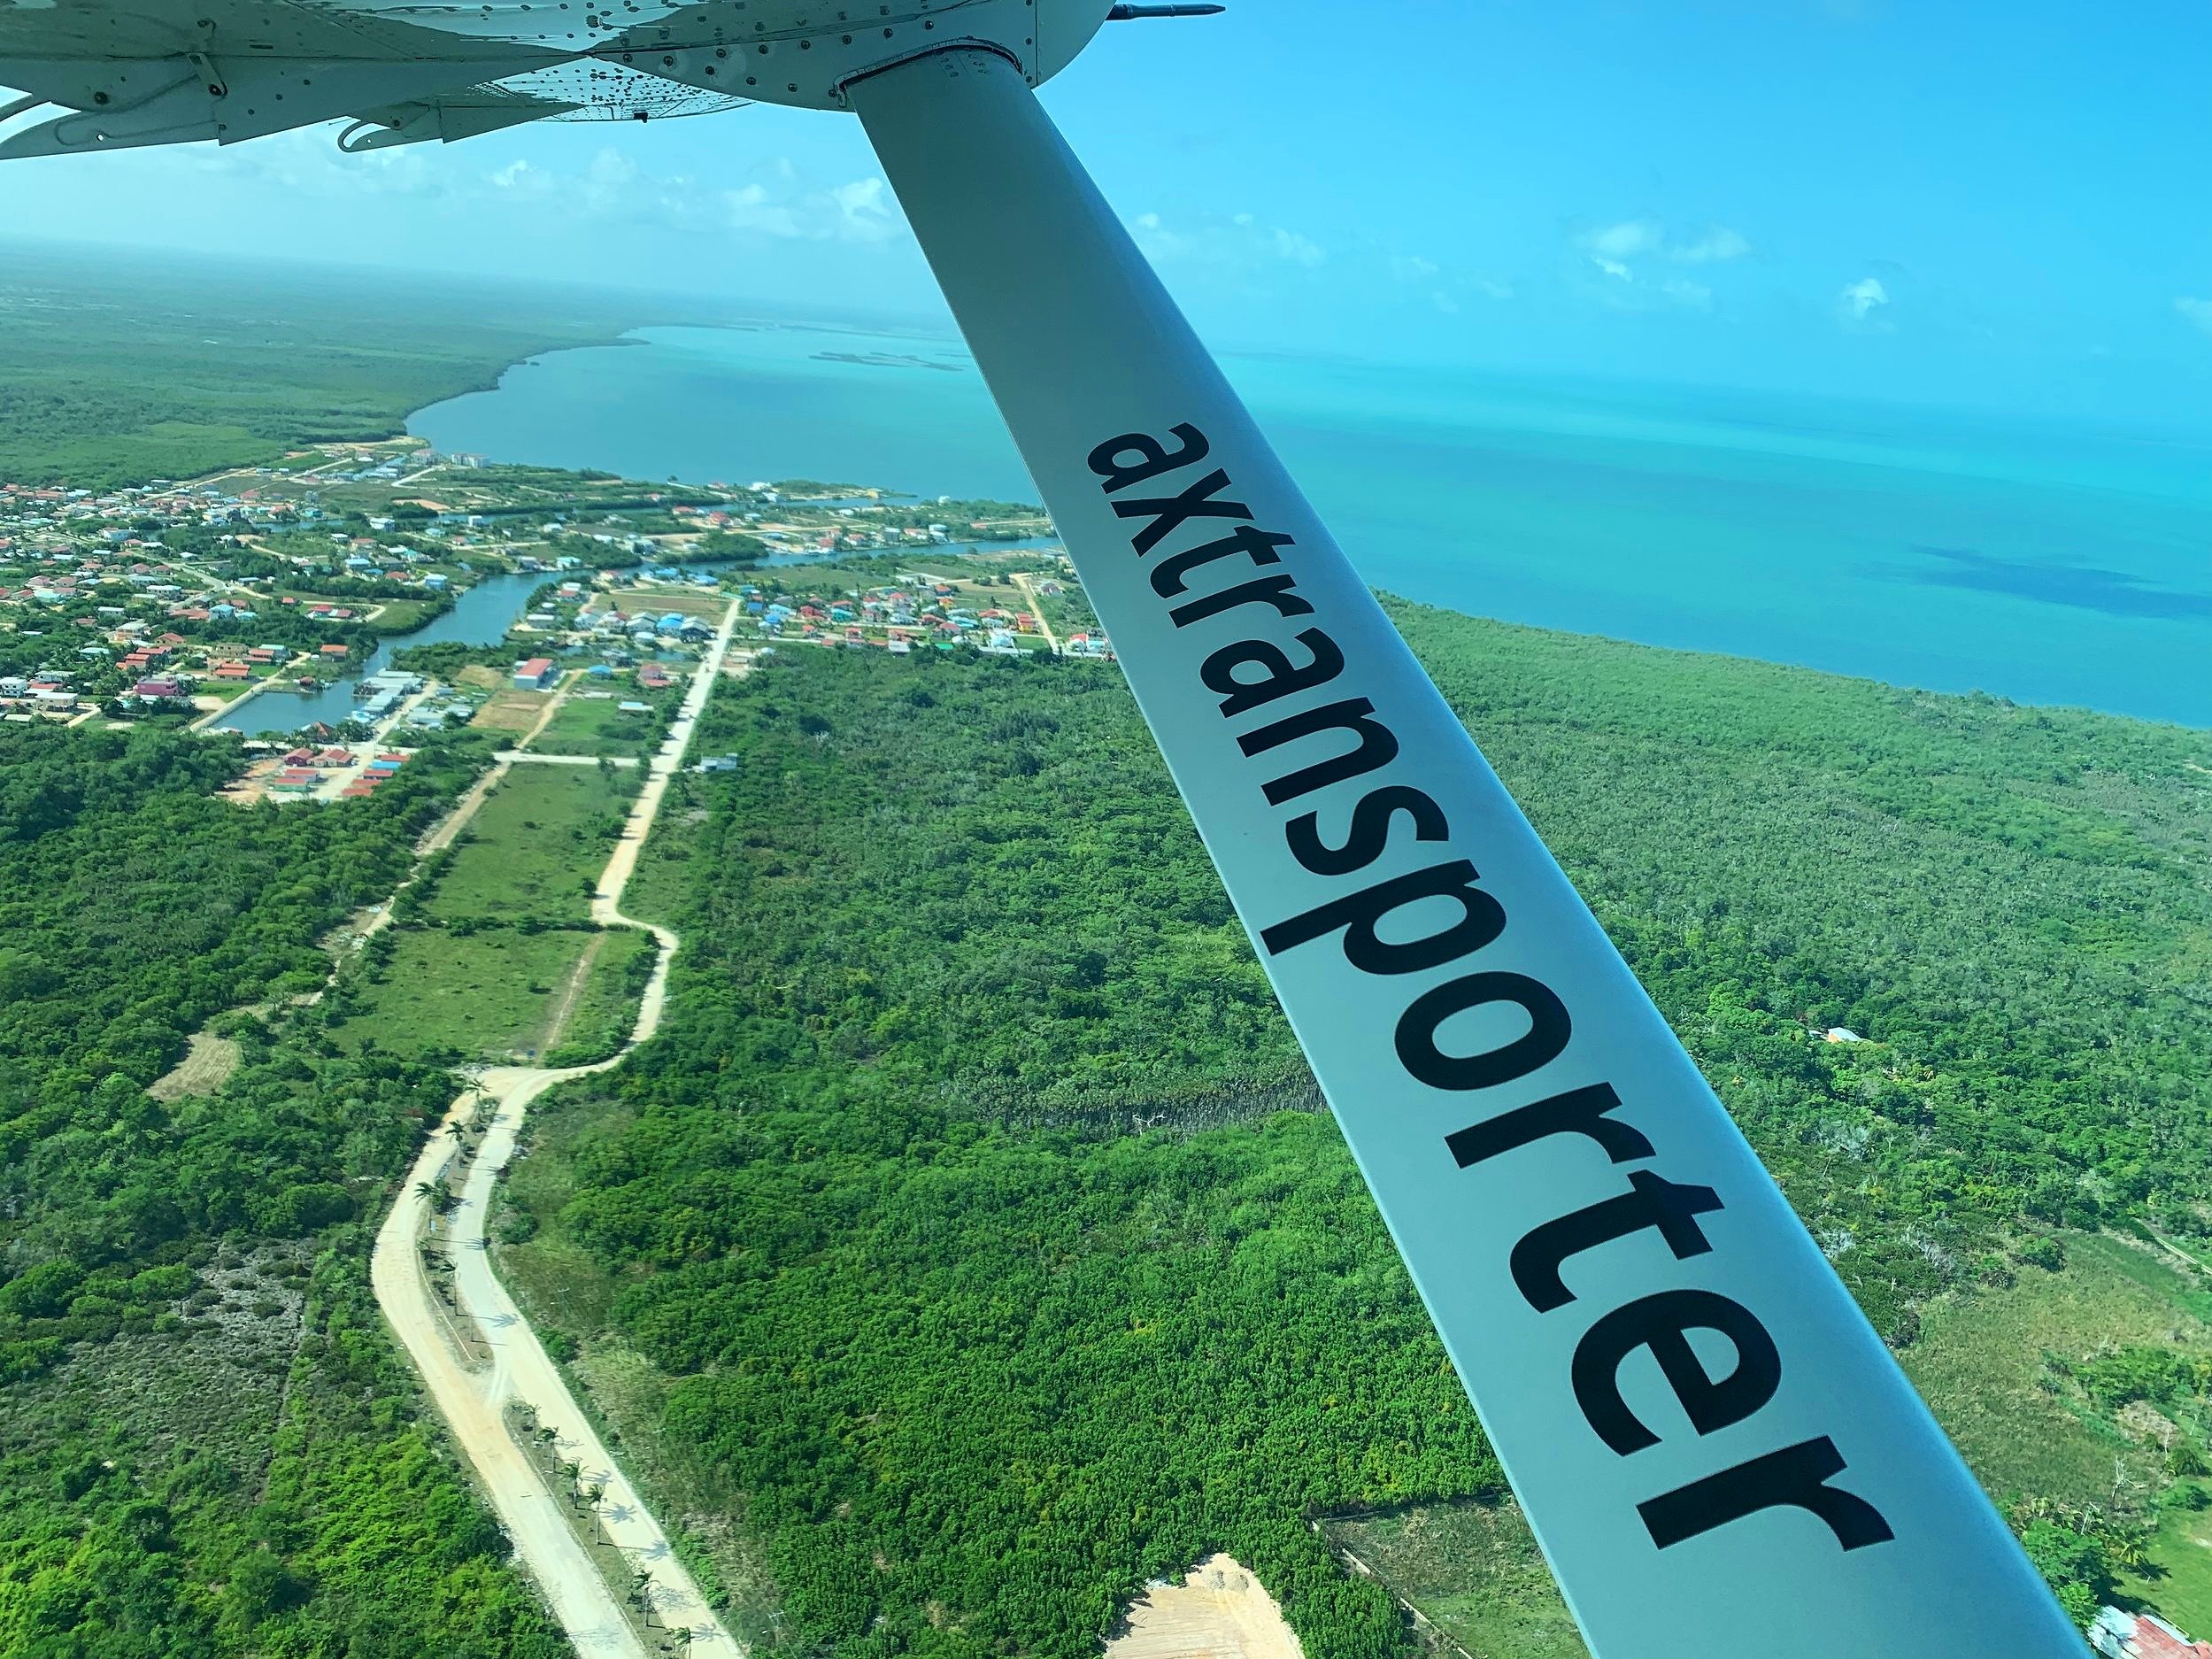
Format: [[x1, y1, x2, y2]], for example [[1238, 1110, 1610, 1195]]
[[401, 326, 2212, 732]]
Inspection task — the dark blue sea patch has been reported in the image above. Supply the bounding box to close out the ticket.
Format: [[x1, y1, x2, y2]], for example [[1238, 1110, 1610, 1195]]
[[1908, 545, 2212, 621]]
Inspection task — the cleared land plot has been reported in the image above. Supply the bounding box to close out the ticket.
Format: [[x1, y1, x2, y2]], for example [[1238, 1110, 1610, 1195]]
[[469, 686, 553, 735], [1105, 1556, 1304, 1659], [530, 691, 667, 759], [607, 585, 724, 620], [423, 763, 632, 923], [1902, 1234, 2212, 1513], [328, 925, 594, 1061], [148, 1030, 243, 1100], [1324, 1501, 1586, 1659]]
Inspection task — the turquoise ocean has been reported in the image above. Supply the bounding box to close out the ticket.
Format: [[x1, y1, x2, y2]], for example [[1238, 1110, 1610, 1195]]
[[411, 322, 2211, 728]]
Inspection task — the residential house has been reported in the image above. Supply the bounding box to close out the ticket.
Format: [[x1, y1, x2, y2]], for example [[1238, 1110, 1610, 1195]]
[[2095, 1608, 2212, 1659]]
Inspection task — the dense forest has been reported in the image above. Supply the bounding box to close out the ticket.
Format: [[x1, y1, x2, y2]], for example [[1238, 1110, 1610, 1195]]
[[0, 723, 566, 1656], [4, 580, 2207, 1654], [0, 247, 644, 490], [508, 618, 2209, 1655]]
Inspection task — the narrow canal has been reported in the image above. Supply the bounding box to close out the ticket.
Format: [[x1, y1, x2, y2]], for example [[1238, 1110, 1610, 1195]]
[[237, 536, 1064, 737]]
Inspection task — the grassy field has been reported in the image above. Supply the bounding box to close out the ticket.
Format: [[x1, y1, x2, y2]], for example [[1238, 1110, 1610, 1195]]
[[2128, 1501, 2212, 1637], [531, 690, 668, 759], [608, 586, 726, 620], [328, 926, 597, 1061], [423, 763, 634, 924], [363, 598, 444, 630], [1902, 1234, 2212, 1513], [274, 590, 445, 631], [1324, 1501, 1586, 1659]]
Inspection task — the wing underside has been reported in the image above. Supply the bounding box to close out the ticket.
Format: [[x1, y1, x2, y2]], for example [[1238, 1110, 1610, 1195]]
[[0, 0, 752, 155]]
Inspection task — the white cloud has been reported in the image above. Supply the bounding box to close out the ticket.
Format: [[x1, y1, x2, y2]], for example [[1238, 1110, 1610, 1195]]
[[1576, 219, 1752, 265], [191, 127, 449, 198], [157, 129, 902, 247], [1131, 209, 1327, 269], [1269, 226, 1326, 268], [1583, 220, 1664, 259], [2177, 297, 2212, 338], [1670, 226, 1752, 264], [1838, 274, 1891, 324], [1568, 218, 1749, 313], [1385, 253, 1511, 313]]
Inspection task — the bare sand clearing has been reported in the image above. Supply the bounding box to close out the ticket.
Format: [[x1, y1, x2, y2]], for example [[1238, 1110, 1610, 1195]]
[[1106, 1555, 1306, 1659]]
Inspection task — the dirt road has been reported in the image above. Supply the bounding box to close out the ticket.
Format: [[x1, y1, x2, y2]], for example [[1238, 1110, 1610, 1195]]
[[373, 600, 745, 1657], [1011, 571, 1063, 654], [498, 752, 641, 768]]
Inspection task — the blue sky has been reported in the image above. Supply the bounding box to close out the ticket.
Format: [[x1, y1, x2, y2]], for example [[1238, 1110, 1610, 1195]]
[[4, 0, 2209, 426]]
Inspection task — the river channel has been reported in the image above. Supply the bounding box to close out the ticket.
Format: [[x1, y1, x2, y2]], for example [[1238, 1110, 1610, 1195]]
[[241, 567, 549, 736]]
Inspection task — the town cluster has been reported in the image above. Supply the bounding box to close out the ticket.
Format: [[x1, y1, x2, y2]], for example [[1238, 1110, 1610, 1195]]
[[4, 443, 1097, 752], [736, 573, 1109, 660]]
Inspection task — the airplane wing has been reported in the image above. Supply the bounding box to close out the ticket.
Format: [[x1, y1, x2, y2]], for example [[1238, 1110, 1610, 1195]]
[[0, 0, 748, 155]]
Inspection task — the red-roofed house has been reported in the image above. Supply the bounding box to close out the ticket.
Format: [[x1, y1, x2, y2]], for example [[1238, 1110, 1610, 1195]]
[[2096, 1609, 2212, 1659]]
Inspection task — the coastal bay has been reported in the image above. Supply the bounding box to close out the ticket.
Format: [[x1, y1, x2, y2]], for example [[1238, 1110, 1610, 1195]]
[[412, 320, 2212, 728]]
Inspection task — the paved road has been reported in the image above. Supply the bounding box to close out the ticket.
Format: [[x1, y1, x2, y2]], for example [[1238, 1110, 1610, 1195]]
[[189, 678, 268, 732], [373, 600, 746, 1657]]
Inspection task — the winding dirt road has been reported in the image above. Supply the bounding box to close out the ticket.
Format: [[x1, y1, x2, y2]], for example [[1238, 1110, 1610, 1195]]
[[373, 602, 746, 1656]]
